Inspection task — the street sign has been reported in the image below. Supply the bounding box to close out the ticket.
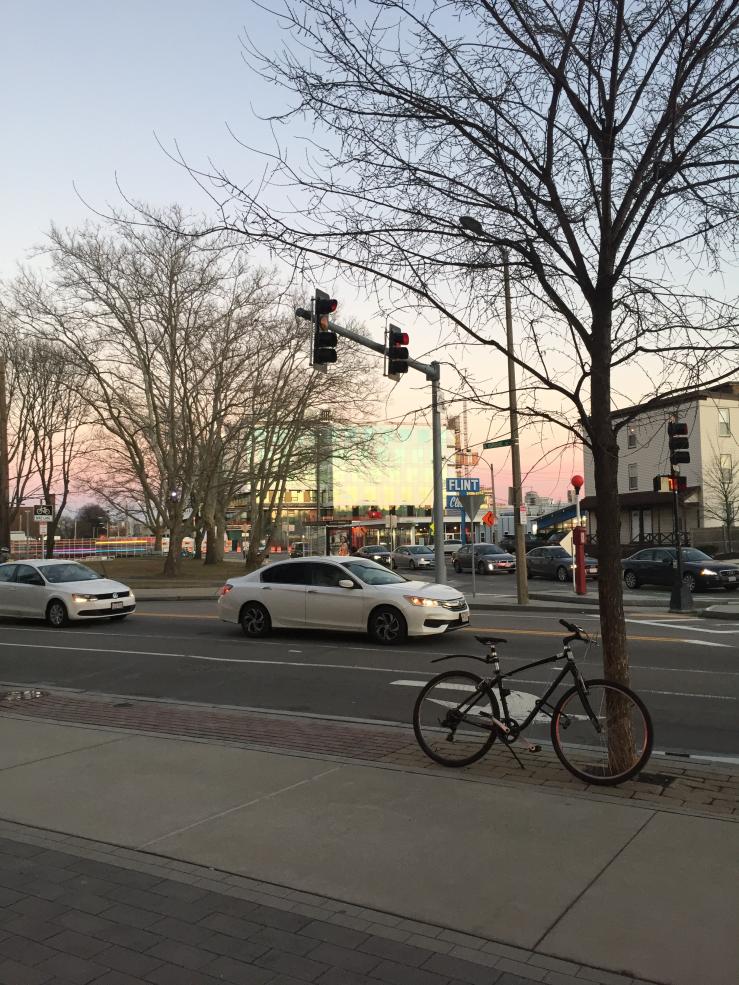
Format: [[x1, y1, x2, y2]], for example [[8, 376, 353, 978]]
[[446, 495, 462, 509], [482, 511, 495, 527], [446, 477, 480, 493], [483, 438, 512, 449], [459, 492, 486, 520], [33, 505, 53, 521], [39, 523, 47, 537]]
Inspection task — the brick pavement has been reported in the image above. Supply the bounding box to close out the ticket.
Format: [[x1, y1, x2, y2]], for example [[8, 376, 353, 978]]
[[0, 818, 658, 985], [1, 689, 737, 818]]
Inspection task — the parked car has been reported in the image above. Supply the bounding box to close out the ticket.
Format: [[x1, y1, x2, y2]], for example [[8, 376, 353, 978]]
[[500, 533, 543, 554], [0, 559, 135, 627], [390, 545, 435, 570], [289, 542, 315, 558], [622, 547, 739, 592], [217, 556, 469, 644], [353, 544, 393, 567], [526, 546, 598, 581], [452, 543, 516, 575]]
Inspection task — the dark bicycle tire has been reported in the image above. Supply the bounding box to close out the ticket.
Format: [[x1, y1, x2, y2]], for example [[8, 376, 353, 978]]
[[413, 670, 500, 767], [550, 678, 653, 786]]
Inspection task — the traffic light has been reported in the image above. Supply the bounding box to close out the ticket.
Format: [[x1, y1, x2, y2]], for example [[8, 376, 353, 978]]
[[667, 420, 690, 466], [313, 289, 338, 365], [386, 325, 409, 379]]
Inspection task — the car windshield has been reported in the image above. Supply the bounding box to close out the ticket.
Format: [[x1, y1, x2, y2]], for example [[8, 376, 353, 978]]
[[550, 547, 570, 557], [682, 549, 713, 562], [41, 563, 102, 584], [479, 545, 505, 554], [342, 560, 406, 585], [364, 546, 389, 553], [407, 546, 433, 554]]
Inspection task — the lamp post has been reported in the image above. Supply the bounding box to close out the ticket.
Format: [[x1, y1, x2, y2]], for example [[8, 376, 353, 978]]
[[459, 216, 528, 603]]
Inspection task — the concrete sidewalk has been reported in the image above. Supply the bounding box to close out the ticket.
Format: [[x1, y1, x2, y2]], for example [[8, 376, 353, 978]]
[[0, 713, 735, 985]]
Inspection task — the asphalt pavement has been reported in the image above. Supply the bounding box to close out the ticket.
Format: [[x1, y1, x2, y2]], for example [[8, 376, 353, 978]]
[[1, 600, 737, 759]]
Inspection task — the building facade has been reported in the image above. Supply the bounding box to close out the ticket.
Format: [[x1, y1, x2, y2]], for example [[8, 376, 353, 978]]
[[581, 382, 739, 549]]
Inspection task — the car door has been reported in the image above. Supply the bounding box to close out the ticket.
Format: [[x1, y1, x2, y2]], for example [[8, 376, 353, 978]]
[[394, 548, 409, 569], [455, 545, 470, 570], [651, 549, 675, 586], [259, 562, 310, 627], [526, 548, 542, 576], [0, 564, 20, 616], [13, 564, 48, 618], [305, 562, 366, 631], [537, 548, 556, 578]]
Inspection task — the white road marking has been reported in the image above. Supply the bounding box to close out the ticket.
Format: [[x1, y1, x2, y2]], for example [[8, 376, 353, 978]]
[[390, 678, 736, 703], [626, 618, 739, 635]]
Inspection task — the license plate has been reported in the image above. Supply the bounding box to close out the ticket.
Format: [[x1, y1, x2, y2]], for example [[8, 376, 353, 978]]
[[728, 576, 737, 582], [460, 612, 469, 623], [111, 601, 124, 610], [587, 568, 597, 574]]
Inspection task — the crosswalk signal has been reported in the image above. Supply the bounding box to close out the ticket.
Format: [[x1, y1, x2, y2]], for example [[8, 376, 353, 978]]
[[313, 289, 338, 366], [667, 421, 690, 467], [386, 325, 409, 380]]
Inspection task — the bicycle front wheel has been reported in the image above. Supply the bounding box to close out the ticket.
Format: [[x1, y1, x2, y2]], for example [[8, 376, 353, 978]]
[[551, 679, 653, 786], [413, 670, 500, 767]]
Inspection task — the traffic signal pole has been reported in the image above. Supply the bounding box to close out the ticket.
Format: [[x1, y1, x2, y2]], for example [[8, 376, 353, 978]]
[[298, 308, 446, 583]]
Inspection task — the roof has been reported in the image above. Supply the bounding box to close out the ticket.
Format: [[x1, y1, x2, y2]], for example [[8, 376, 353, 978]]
[[610, 382, 739, 421], [536, 503, 584, 529], [581, 487, 700, 511]]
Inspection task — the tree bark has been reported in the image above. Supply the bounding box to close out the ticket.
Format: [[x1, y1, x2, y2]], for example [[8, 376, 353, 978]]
[[163, 521, 182, 577]]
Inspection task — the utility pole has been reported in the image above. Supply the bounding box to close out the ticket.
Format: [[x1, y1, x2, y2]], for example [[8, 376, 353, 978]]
[[0, 355, 10, 555], [503, 251, 529, 604]]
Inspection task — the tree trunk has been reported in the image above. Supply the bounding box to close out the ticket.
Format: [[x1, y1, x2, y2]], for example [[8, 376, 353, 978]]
[[204, 521, 219, 564], [163, 521, 181, 577], [194, 525, 204, 560], [590, 314, 635, 774], [154, 528, 163, 554], [45, 520, 58, 559]]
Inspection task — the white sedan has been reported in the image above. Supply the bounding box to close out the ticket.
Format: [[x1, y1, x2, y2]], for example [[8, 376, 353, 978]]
[[0, 559, 136, 627], [217, 556, 470, 645]]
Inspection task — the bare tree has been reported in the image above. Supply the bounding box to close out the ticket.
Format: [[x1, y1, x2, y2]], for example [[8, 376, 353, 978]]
[[703, 453, 739, 552], [15, 206, 274, 576], [191, 0, 739, 767]]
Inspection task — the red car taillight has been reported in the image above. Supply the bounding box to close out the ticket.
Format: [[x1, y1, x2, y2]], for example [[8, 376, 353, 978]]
[[218, 584, 233, 596]]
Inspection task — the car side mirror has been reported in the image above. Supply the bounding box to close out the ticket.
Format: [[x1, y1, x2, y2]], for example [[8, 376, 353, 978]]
[[338, 579, 356, 589]]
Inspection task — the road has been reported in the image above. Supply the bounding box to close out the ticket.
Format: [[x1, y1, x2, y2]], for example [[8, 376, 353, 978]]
[[1, 600, 737, 759]]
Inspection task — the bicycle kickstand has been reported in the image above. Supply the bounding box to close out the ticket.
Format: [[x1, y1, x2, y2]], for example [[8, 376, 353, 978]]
[[502, 739, 542, 771]]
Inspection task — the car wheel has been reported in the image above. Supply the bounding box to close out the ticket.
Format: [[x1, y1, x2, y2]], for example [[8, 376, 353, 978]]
[[110, 614, 128, 621], [682, 572, 697, 593], [477, 560, 487, 575], [453, 561, 461, 573], [726, 584, 738, 592], [46, 600, 69, 628], [369, 606, 408, 645], [526, 568, 534, 579], [410, 560, 417, 570], [624, 570, 639, 590], [555, 566, 569, 583], [240, 602, 271, 638]]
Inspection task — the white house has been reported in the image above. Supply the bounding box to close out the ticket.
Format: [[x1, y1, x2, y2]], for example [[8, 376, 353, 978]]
[[581, 382, 739, 549]]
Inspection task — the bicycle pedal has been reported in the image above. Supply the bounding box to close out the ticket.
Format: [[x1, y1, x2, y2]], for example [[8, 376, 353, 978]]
[[526, 744, 541, 753]]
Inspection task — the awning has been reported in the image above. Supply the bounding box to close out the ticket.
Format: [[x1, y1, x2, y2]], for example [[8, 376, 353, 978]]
[[536, 504, 582, 529]]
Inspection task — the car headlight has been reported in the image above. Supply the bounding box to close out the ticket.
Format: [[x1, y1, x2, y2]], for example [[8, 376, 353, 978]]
[[700, 568, 717, 576], [403, 595, 438, 607], [72, 594, 97, 602]]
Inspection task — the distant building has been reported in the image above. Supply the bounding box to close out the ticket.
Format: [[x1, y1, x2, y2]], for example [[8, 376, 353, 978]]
[[582, 382, 739, 548]]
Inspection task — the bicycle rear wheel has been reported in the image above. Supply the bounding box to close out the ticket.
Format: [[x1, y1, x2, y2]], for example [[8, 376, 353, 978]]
[[413, 670, 499, 767], [550, 679, 653, 785]]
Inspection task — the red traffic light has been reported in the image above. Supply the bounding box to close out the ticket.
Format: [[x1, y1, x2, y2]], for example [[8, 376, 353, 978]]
[[316, 298, 338, 316], [391, 331, 409, 346]]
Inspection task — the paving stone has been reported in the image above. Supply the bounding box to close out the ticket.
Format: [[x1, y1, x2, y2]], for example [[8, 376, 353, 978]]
[[12, 897, 68, 921], [35, 951, 107, 984], [200, 911, 262, 939], [204, 954, 274, 984], [198, 932, 269, 963], [495, 958, 547, 981], [147, 940, 215, 971], [249, 906, 311, 933], [299, 919, 369, 950], [249, 925, 319, 956], [316, 969, 376, 985], [96, 945, 163, 977], [255, 948, 330, 981], [526, 956, 582, 976], [0, 958, 53, 985], [371, 957, 450, 985], [90, 973, 148, 985], [358, 934, 433, 967], [576, 968, 635, 985], [148, 916, 213, 947], [543, 973, 583, 985], [45, 929, 109, 959], [306, 942, 380, 975], [422, 950, 502, 984], [58, 893, 113, 916], [0, 933, 56, 964], [102, 905, 162, 930], [145, 963, 223, 985], [3, 915, 62, 942], [406, 933, 454, 954]]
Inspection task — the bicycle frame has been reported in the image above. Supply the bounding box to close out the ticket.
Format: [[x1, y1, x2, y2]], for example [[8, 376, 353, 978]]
[[459, 641, 598, 738]]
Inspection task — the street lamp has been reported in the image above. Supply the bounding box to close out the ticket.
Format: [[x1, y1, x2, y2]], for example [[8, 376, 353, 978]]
[[459, 216, 529, 604]]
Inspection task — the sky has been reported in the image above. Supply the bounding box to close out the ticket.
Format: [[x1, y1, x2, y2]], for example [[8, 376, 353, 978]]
[[1, 1, 582, 503]]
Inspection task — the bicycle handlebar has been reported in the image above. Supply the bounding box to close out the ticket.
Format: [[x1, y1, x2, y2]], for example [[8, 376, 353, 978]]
[[559, 618, 590, 642]]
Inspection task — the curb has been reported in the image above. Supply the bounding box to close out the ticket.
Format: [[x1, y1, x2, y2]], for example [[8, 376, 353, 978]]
[[700, 605, 739, 621]]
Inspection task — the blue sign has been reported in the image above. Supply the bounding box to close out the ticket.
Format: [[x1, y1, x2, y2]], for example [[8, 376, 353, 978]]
[[446, 495, 463, 509], [446, 477, 480, 493]]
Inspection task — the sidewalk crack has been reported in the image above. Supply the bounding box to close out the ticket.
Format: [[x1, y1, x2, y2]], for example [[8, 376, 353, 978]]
[[532, 808, 656, 952], [138, 765, 342, 849]]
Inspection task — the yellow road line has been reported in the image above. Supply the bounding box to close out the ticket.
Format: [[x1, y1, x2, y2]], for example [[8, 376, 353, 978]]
[[136, 612, 692, 643]]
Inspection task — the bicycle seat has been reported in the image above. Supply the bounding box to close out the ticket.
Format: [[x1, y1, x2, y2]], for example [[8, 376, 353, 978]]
[[475, 635, 507, 646]]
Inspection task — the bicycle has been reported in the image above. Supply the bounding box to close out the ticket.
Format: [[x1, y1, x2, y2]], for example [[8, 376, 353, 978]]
[[412, 619, 653, 786]]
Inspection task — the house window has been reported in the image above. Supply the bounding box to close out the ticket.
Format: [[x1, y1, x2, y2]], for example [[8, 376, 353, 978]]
[[628, 464, 638, 491], [627, 430, 636, 449], [718, 408, 731, 436], [720, 454, 733, 480]]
